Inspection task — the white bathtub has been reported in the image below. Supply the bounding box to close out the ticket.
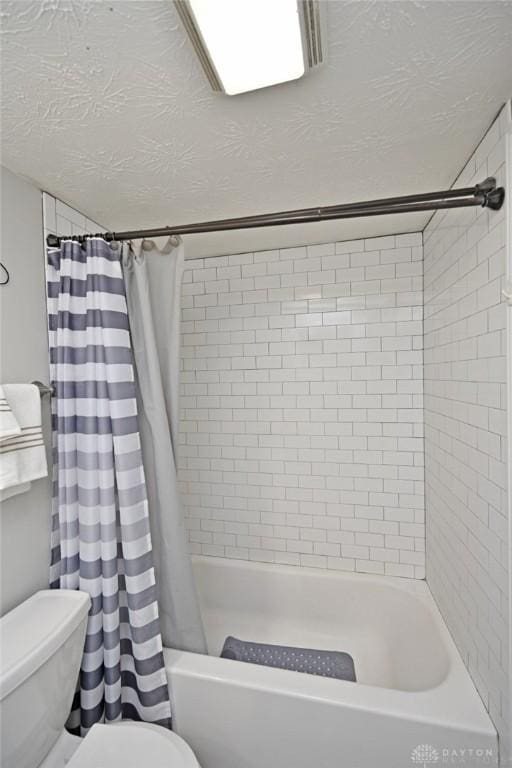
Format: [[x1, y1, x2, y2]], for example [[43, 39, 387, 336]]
[[165, 557, 497, 768]]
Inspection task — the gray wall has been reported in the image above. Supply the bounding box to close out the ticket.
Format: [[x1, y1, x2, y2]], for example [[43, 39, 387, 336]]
[[0, 165, 51, 615]]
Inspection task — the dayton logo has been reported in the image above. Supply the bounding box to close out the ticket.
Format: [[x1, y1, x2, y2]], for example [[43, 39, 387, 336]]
[[411, 744, 440, 767]]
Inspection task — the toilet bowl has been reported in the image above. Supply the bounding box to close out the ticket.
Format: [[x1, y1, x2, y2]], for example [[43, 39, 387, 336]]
[[66, 722, 199, 767], [0, 590, 201, 768]]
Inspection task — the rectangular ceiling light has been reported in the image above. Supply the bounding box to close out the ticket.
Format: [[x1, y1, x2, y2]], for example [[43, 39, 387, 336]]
[[175, 0, 325, 96]]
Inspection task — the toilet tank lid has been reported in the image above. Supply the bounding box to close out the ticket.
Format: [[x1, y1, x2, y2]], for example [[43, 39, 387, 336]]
[[0, 590, 90, 701]]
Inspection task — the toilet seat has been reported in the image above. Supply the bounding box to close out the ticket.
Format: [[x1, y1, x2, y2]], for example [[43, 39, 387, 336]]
[[66, 722, 200, 767]]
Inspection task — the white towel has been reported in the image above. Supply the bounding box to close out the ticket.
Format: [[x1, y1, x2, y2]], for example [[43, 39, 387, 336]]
[[0, 385, 22, 442], [0, 384, 48, 501]]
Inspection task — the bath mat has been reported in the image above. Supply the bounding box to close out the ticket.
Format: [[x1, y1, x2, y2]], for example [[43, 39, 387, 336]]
[[220, 636, 356, 681]]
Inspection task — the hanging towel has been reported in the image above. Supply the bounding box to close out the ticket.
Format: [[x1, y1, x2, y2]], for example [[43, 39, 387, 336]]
[[0, 385, 22, 442], [0, 384, 47, 501]]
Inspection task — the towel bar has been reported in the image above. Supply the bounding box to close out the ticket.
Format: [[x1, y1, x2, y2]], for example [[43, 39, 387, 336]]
[[32, 381, 54, 397]]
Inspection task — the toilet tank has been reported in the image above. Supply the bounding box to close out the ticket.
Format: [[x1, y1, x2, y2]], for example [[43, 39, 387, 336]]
[[0, 590, 90, 768]]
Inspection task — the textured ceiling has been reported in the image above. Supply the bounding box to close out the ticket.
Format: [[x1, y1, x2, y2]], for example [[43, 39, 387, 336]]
[[1, 0, 512, 257]]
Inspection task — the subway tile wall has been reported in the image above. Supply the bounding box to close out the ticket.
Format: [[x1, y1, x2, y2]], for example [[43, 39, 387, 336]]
[[178, 234, 426, 578], [424, 104, 511, 760], [43, 191, 103, 242]]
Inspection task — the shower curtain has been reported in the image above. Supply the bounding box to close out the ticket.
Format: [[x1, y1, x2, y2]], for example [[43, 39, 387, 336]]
[[121, 239, 206, 654], [47, 238, 172, 734]]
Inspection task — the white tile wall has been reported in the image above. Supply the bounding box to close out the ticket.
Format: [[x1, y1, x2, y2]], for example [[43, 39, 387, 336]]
[[424, 104, 511, 762], [42, 192, 103, 241], [178, 234, 426, 578]]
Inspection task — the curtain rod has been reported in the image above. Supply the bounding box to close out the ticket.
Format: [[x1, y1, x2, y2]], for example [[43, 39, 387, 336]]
[[46, 177, 505, 249]]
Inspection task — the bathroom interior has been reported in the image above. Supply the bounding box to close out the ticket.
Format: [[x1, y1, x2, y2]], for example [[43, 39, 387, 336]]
[[0, 2, 511, 767]]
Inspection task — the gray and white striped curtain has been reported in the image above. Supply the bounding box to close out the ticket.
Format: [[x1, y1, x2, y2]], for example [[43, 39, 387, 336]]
[[47, 238, 171, 734]]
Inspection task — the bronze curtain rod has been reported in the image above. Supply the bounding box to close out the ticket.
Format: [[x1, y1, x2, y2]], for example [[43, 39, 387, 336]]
[[46, 177, 505, 248]]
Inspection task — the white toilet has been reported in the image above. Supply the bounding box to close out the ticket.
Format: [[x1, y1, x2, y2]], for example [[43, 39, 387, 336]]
[[0, 590, 200, 768]]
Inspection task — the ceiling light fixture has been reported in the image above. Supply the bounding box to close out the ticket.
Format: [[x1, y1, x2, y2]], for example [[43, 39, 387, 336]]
[[174, 0, 326, 96]]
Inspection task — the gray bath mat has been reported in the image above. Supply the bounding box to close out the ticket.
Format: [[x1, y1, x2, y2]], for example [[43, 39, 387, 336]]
[[220, 636, 356, 681]]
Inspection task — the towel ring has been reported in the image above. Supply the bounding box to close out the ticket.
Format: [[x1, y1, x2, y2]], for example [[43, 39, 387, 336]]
[[0, 262, 9, 285]]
